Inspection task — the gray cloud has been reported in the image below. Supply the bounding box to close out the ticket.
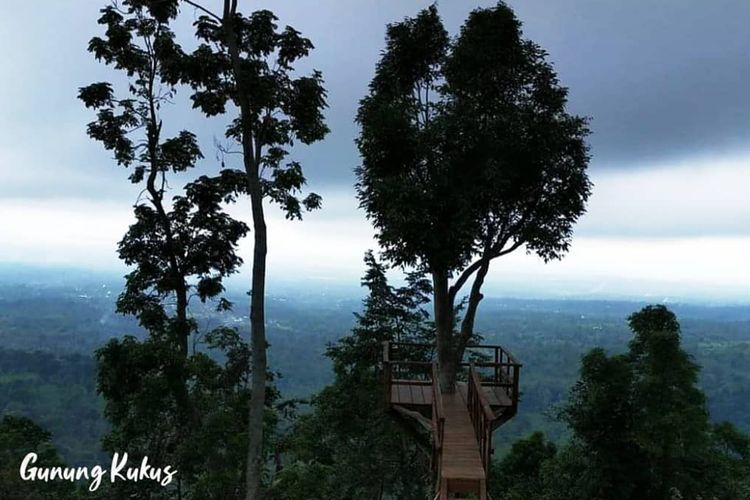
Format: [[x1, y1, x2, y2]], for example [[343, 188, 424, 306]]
[[4, 0, 750, 199], [511, 0, 750, 168]]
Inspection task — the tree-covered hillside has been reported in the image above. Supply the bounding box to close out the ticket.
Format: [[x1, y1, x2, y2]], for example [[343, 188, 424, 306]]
[[1, 279, 748, 468]]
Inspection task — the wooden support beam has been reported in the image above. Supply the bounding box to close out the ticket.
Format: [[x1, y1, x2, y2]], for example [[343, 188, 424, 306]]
[[392, 404, 432, 433]]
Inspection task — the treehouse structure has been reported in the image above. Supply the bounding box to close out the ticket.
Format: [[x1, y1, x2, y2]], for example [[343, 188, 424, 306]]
[[382, 341, 521, 500]]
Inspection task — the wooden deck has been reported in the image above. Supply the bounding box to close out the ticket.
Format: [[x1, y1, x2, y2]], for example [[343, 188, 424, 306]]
[[390, 381, 512, 409], [382, 341, 522, 499]]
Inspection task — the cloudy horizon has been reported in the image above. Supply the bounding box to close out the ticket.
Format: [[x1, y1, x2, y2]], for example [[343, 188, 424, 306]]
[[1, 0, 748, 304]]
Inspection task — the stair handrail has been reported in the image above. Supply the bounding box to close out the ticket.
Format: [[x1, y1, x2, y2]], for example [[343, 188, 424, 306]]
[[431, 362, 445, 474], [468, 361, 494, 473]]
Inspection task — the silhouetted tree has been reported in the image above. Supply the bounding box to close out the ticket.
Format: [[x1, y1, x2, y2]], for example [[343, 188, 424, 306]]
[[78, 0, 247, 356], [550, 305, 746, 500], [171, 2, 329, 497], [356, 2, 591, 391], [626, 306, 710, 498], [487, 305, 750, 500], [79, 1, 254, 497], [272, 252, 432, 499], [558, 348, 647, 499]]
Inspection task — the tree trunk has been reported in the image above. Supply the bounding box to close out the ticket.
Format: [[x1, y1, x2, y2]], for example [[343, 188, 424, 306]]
[[432, 268, 456, 393], [245, 177, 267, 500], [145, 126, 190, 356], [457, 257, 490, 360]]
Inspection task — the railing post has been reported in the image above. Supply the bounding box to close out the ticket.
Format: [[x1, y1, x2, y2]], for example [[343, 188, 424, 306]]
[[494, 347, 499, 384], [512, 364, 520, 410], [383, 341, 392, 406]]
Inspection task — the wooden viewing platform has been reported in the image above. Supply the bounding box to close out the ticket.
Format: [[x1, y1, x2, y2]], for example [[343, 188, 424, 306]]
[[382, 341, 521, 499]]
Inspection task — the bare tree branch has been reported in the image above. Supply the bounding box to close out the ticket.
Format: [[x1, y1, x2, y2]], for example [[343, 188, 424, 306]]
[[183, 0, 222, 21]]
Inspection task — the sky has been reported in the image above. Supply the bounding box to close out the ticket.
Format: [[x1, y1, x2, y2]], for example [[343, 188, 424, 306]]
[[0, 0, 748, 303]]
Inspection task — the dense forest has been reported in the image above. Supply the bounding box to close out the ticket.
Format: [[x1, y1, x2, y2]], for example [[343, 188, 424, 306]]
[[1, 1, 749, 499], [1, 274, 749, 498]]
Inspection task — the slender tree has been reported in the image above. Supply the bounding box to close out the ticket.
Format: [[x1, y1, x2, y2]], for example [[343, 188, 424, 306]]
[[356, 2, 591, 391], [79, 1, 253, 497], [173, 2, 329, 497], [79, 0, 247, 356]]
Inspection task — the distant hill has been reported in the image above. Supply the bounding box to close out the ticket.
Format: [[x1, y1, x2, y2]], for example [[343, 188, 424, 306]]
[[0, 268, 748, 464]]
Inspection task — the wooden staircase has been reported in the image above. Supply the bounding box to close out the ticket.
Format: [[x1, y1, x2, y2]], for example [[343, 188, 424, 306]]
[[383, 342, 521, 499], [439, 390, 487, 498]]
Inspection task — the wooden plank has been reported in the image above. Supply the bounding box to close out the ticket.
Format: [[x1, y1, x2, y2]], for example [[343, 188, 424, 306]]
[[456, 382, 512, 409], [440, 392, 486, 483], [422, 385, 432, 405], [411, 383, 420, 405], [456, 382, 468, 405], [389, 383, 434, 406], [487, 386, 512, 407], [398, 384, 411, 405]]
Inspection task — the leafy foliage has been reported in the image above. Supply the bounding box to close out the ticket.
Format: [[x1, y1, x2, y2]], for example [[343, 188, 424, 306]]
[[0, 416, 77, 499], [95, 330, 276, 499], [272, 253, 432, 499], [356, 2, 590, 271], [172, 6, 329, 220], [77, 2, 274, 498], [79, 0, 248, 352], [491, 305, 750, 500], [355, 1, 591, 386], [491, 432, 556, 500], [171, 4, 331, 496]]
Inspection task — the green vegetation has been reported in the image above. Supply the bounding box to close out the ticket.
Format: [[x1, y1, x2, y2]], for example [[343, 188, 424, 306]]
[[491, 306, 750, 499], [0, 415, 78, 499], [2, 281, 750, 472], [271, 253, 433, 499], [1, 1, 749, 499], [356, 2, 591, 392]]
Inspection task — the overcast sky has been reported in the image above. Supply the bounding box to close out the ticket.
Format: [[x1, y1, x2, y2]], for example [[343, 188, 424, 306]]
[[0, 0, 749, 303]]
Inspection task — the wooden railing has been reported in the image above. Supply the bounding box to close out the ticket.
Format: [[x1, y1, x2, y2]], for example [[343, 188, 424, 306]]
[[467, 362, 494, 473], [431, 362, 445, 475], [383, 341, 521, 410], [461, 344, 521, 412], [383, 341, 434, 405]]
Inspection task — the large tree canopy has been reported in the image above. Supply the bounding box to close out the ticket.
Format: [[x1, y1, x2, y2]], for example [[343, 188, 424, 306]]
[[356, 2, 591, 389]]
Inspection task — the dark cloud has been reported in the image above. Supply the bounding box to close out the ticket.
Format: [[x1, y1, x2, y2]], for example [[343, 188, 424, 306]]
[[264, 0, 750, 183], [511, 0, 750, 168], [4, 0, 750, 198]]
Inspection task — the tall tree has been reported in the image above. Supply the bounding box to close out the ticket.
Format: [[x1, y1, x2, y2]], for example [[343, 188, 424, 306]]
[[174, 2, 329, 497], [552, 305, 739, 500], [273, 252, 432, 500], [626, 306, 710, 498], [558, 349, 646, 499], [79, 1, 254, 497], [489, 305, 750, 500], [79, 0, 247, 357], [356, 2, 591, 391]]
